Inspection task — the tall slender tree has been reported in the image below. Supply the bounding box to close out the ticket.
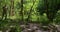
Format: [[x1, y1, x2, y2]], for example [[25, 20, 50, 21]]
[[10, 0, 14, 16], [21, 0, 24, 21], [27, 0, 36, 22]]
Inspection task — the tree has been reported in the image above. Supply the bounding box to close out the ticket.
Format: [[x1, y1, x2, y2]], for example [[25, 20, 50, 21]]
[[2, 4, 8, 20], [10, 0, 14, 16], [27, 0, 36, 22], [37, 0, 59, 22], [21, 0, 24, 21]]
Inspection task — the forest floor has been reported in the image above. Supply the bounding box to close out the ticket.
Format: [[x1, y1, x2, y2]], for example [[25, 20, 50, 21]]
[[0, 19, 60, 32], [20, 23, 60, 32]]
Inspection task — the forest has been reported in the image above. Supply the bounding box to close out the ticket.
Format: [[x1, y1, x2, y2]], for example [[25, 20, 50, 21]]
[[0, 0, 60, 32]]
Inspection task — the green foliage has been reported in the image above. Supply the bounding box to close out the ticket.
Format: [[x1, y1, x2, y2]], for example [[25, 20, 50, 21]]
[[0, 0, 60, 32], [54, 10, 60, 24], [37, 0, 60, 21]]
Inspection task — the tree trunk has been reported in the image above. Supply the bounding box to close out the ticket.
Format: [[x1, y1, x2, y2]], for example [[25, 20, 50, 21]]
[[21, 0, 24, 22], [10, 0, 14, 16], [27, 0, 36, 22]]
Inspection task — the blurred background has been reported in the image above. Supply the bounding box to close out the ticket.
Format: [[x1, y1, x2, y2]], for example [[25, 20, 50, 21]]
[[0, 0, 60, 32]]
